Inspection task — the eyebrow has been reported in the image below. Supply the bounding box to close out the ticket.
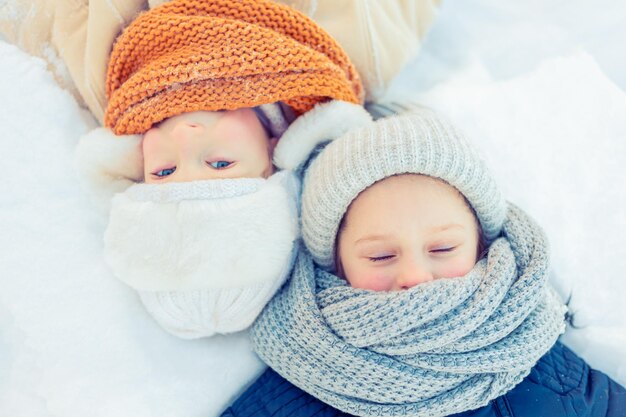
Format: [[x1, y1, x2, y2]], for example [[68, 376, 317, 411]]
[[353, 224, 466, 245], [354, 234, 394, 245], [428, 223, 465, 233]]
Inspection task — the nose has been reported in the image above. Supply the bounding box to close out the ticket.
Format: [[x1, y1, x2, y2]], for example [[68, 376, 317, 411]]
[[396, 257, 434, 290], [170, 119, 201, 141], [169, 120, 204, 156]]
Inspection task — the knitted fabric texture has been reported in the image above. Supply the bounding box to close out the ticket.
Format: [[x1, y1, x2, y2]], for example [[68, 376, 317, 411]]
[[251, 205, 567, 417], [301, 109, 506, 270], [104, 170, 300, 338], [104, 171, 299, 291], [137, 247, 296, 339], [104, 0, 364, 135]]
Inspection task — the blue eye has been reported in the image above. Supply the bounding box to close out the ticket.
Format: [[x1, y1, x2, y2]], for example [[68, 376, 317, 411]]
[[208, 160, 233, 169], [154, 167, 176, 177]]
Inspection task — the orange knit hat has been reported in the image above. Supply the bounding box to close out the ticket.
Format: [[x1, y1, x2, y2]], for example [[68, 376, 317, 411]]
[[104, 0, 364, 135]]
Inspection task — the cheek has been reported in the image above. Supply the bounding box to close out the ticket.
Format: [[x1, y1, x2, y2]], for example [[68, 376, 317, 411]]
[[351, 274, 395, 291], [216, 126, 273, 174], [238, 135, 273, 161], [141, 131, 162, 160], [337, 233, 395, 291], [435, 256, 476, 279], [217, 114, 269, 151], [342, 261, 395, 291]]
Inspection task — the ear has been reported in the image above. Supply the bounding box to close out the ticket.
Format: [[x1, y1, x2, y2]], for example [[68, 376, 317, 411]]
[[74, 127, 144, 214], [273, 100, 372, 171]]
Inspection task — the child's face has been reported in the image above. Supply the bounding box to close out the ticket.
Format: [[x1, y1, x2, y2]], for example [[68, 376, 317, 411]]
[[336, 174, 480, 291], [142, 108, 278, 183]]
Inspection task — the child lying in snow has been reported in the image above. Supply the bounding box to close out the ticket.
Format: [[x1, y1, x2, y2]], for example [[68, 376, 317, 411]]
[[74, 0, 371, 339], [224, 108, 626, 416]]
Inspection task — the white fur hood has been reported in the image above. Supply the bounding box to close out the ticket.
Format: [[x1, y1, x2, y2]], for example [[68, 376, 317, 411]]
[[104, 170, 300, 292]]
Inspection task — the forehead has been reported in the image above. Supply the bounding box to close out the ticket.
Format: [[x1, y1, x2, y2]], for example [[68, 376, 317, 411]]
[[152, 108, 262, 130], [344, 174, 474, 228]]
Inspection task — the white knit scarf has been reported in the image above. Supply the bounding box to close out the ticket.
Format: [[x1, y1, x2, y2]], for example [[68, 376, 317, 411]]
[[251, 204, 567, 417]]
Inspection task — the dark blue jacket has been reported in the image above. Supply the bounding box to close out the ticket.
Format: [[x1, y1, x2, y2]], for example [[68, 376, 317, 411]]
[[222, 341, 626, 417]]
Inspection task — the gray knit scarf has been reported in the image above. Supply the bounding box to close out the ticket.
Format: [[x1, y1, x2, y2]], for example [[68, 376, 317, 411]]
[[251, 205, 567, 417]]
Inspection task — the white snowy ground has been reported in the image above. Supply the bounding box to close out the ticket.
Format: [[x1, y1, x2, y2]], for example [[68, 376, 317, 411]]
[[1, 1, 625, 416]]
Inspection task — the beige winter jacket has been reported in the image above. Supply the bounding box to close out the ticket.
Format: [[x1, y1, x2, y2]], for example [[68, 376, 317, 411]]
[[0, 0, 146, 122], [0, 0, 439, 123], [281, 0, 440, 101]]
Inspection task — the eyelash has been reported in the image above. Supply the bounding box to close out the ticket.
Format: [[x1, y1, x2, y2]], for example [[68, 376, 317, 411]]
[[430, 246, 455, 253], [368, 255, 395, 262], [151, 160, 233, 178], [153, 167, 176, 177], [208, 160, 233, 169], [368, 247, 456, 262]]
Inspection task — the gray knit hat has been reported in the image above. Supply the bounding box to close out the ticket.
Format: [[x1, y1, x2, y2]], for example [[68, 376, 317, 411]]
[[301, 108, 506, 270]]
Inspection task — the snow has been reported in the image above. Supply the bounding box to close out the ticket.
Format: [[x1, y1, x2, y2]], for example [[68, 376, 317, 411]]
[[0, 42, 264, 416], [1, 1, 625, 416]]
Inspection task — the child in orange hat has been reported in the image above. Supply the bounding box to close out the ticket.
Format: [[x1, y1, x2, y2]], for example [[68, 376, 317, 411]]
[[75, 0, 372, 339]]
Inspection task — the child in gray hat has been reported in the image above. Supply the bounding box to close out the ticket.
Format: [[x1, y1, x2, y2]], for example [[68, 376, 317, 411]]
[[224, 108, 626, 417]]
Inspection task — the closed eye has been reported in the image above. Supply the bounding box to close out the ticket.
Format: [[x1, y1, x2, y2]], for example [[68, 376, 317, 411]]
[[430, 246, 456, 253], [368, 255, 395, 262], [152, 167, 176, 178], [207, 160, 234, 169]]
